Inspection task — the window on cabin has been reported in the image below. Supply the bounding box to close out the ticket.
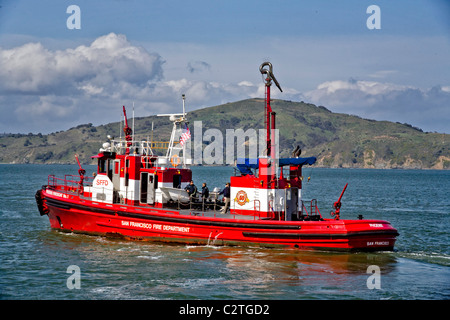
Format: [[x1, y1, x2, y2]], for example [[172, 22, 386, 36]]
[[125, 159, 130, 186], [140, 172, 148, 203], [173, 174, 181, 188], [107, 160, 113, 180], [98, 159, 106, 174]]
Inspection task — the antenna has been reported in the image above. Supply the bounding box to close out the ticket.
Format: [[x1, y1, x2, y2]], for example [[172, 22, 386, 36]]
[[182, 94, 186, 119], [157, 94, 187, 123], [157, 94, 189, 161], [151, 121, 154, 148]]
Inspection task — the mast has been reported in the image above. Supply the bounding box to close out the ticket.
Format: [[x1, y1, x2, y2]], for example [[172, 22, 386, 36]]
[[182, 94, 186, 119], [259, 62, 282, 156], [182, 94, 186, 166], [259, 62, 283, 183], [132, 102, 135, 151], [157, 94, 188, 167]]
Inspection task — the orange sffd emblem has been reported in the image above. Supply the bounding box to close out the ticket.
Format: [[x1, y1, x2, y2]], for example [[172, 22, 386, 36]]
[[235, 190, 250, 206]]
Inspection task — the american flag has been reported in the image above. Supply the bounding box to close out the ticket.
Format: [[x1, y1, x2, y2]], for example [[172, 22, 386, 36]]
[[179, 123, 191, 146]]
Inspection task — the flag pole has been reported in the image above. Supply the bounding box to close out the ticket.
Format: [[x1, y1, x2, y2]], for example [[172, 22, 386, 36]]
[[182, 94, 186, 167]]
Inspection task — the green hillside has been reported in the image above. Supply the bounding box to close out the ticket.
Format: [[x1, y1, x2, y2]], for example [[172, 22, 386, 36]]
[[1, 98, 449, 169]]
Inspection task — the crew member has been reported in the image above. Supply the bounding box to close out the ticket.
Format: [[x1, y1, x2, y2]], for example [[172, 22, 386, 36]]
[[184, 180, 198, 199], [219, 182, 230, 214], [201, 183, 209, 201]]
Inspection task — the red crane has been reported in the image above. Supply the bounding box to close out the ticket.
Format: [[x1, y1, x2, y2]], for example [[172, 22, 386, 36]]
[[331, 183, 348, 220], [122, 106, 133, 155]]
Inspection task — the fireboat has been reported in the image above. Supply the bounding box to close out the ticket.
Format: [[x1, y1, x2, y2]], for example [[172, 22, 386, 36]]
[[35, 62, 398, 251]]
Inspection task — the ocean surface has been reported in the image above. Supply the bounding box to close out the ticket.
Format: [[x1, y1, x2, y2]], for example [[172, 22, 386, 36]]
[[0, 164, 449, 300]]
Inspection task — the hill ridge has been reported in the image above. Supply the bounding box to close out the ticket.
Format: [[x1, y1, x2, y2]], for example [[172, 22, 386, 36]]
[[1, 98, 449, 169]]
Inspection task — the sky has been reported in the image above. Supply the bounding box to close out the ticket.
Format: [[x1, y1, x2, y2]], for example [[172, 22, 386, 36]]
[[0, 0, 449, 134]]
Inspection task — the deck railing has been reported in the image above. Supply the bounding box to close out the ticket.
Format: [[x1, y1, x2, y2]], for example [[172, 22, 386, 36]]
[[47, 174, 94, 193], [301, 199, 322, 219]]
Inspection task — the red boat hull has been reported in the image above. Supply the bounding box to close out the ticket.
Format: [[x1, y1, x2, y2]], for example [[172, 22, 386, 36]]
[[38, 189, 398, 251]]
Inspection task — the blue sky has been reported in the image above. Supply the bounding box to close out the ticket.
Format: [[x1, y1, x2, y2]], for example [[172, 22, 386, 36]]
[[0, 0, 449, 133]]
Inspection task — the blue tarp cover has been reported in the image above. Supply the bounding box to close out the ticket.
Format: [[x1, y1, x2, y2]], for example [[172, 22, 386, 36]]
[[236, 158, 259, 175], [279, 157, 317, 166], [236, 157, 316, 175]]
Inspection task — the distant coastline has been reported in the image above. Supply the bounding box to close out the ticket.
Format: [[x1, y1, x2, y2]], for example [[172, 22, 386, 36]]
[[1, 99, 449, 169]]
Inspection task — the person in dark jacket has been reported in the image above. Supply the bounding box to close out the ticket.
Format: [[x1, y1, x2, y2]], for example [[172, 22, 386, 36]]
[[184, 180, 197, 199], [219, 182, 230, 213], [201, 183, 209, 201]]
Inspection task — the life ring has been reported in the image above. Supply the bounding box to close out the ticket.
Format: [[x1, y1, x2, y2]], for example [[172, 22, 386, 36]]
[[170, 154, 181, 167]]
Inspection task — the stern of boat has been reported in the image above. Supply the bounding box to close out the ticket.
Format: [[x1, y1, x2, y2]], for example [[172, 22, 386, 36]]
[[342, 219, 399, 251]]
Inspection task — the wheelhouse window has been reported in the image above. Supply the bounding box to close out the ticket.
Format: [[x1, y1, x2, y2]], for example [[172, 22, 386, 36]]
[[98, 159, 106, 174], [173, 174, 181, 188]]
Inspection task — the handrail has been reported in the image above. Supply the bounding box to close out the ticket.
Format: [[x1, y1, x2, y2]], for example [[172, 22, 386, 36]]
[[268, 199, 277, 220], [253, 199, 261, 220], [301, 199, 322, 219], [301, 201, 309, 216], [310, 199, 322, 217], [47, 174, 94, 193]]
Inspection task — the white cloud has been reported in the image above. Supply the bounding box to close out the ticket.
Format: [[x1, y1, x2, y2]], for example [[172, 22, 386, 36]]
[[0, 33, 263, 133], [302, 79, 450, 133], [306, 80, 411, 104], [1, 33, 449, 134], [0, 33, 164, 95]]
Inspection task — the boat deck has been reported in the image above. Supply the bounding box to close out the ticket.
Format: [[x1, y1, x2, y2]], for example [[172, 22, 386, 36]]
[[177, 208, 265, 221], [46, 184, 319, 222]]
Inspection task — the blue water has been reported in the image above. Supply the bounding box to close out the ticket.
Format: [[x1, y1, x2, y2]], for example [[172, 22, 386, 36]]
[[0, 164, 449, 300]]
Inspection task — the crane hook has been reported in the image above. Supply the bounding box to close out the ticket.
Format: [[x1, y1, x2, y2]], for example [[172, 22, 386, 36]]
[[259, 61, 283, 92]]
